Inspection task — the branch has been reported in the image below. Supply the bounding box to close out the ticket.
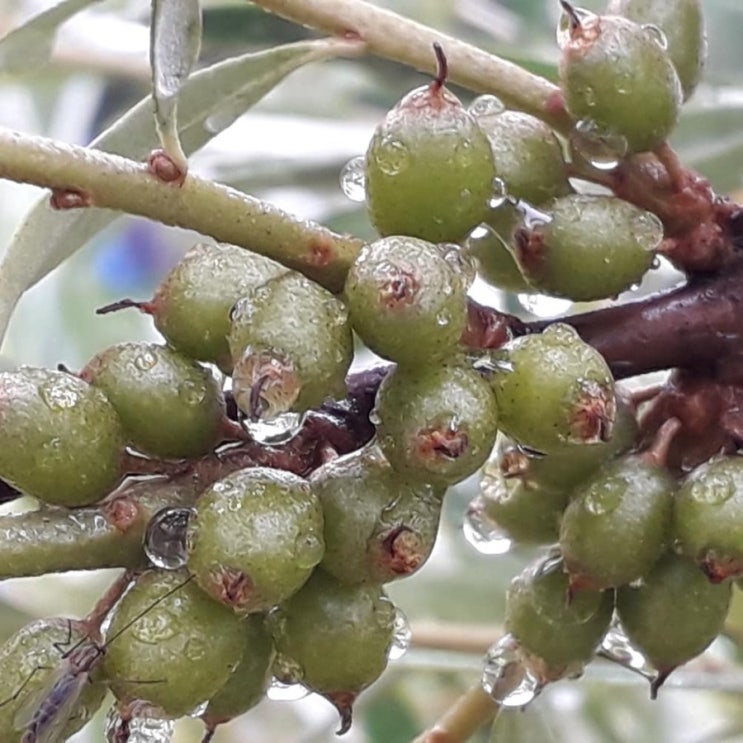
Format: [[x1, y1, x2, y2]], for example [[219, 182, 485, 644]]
[[0, 127, 363, 292], [250, 0, 572, 134]]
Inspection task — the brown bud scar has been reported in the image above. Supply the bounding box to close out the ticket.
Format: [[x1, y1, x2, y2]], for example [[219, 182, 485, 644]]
[[570, 381, 616, 444], [210, 566, 254, 609], [380, 268, 420, 308], [700, 552, 743, 584], [103, 496, 140, 533], [147, 149, 187, 186], [500, 448, 531, 478], [381, 525, 424, 575], [417, 424, 469, 461], [49, 188, 92, 210], [307, 236, 336, 267]]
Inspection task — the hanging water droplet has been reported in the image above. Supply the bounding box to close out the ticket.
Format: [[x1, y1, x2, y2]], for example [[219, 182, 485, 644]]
[[642, 23, 668, 50], [517, 294, 572, 318], [144, 507, 194, 570], [463, 495, 512, 555], [388, 607, 412, 661], [598, 616, 655, 679], [629, 211, 664, 252], [368, 408, 381, 426], [468, 94, 505, 118], [105, 705, 175, 743], [339, 155, 367, 202], [556, 6, 596, 48], [267, 678, 311, 701], [188, 700, 209, 718], [482, 634, 542, 707], [489, 176, 511, 210], [570, 119, 628, 171], [243, 411, 306, 446], [514, 200, 551, 230]]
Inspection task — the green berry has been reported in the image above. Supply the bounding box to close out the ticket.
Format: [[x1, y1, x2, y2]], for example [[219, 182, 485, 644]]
[[488, 324, 615, 454], [560, 10, 683, 153], [202, 614, 275, 729], [228, 272, 353, 418], [514, 195, 661, 301], [345, 236, 471, 365], [466, 221, 533, 294], [608, 0, 706, 100], [365, 50, 496, 242], [560, 454, 675, 591], [674, 455, 743, 582], [186, 467, 325, 614], [505, 555, 613, 677], [103, 570, 245, 717], [375, 362, 499, 487], [0, 618, 107, 743], [0, 368, 125, 506], [269, 570, 395, 732], [616, 552, 731, 695], [81, 342, 225, 459], [311, 446, 443, 584]]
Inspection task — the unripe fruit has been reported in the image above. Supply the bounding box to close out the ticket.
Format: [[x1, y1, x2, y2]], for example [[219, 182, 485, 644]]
[[471, 107, 571, 206], [466, 222, 533, 294], [228, 272, 353, 418], [0, 368, 125, 506], [0, 618, 107, 743], [311, 446, 443, 584], [103, 570, 245, 718], [187, 467, 324, 614], [201, 614, 275, 730], [608, 0, 706, 100], [505, 555, 613, 678], [674, 456, 743, 582], [81, 342, 225, 459], [269, 570, 395, 732], [514, 195, 661, 301], [375, 362, 499, 487], [559, 9, 683, 153], [489, 324, 615, 454], [560, 454, 675, 591], [344, 236, 471, 365], [616, 552, 731, 696], [365, 47, 496, 243]]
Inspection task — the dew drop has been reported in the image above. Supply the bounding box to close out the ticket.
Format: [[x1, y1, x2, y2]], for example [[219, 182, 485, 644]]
[[375, 138, 410, 176], [468, 94, 505, 118], [642, 23, 668, 50], [243, 411, 306, 446], [293, 532, 324, 569], [689, 473, 734, 505], [517, 294, 572, 318], [39, 378, 81, 410], [570, 119, 628, 171], [188, 700, 209, 718], [463, 495, 512, 555], [514, 200, 551, 230], [388, 607, 412, 661], [368, 408, 381, 426], [556, 6, 595, 48], [489, 176, 511, 210], [598, 616, 655, 679], [144, 507, 193, 570], [629, 211, 664, 252], [267, 678, 310, 701], [177, 380, 206, 406], [339, 155, 367, 202], [436, 312, 450, 327], [133, 350, 158, 372], [482, 634, 542, 707]]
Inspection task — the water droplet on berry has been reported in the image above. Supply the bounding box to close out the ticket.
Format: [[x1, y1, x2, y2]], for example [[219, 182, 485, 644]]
[[690, 473, 735, 505], [144, 507, 193, 570], [514, 200, 551, 230], [267, 679, 310, 701], [388, 607, 412, 660], [105, 706, 176, 743], [642, 23, 669, 50], [340, 155, 367, 202], [468, 94, 505, 118], [243, 411, 306, 446], [132, 350, 157, 372], [598, 616, 655, 679], [177, 380, 206, 406], [375, 138, 410, 176], [517, 294, 572, 318], [556, 6, 595, 48], [39, 378, 81, 410], [463, 495, 512, 555], [570, 119, 628, 171], [482, 634, 542, 706], [629, 211, 664, 252], [489, 176, 510, 209]]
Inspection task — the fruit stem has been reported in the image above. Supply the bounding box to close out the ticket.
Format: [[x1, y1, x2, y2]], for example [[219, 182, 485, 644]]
[[642, 417, 682, 468], [412, 683, 501, 743], [431, 42, 448, 91]]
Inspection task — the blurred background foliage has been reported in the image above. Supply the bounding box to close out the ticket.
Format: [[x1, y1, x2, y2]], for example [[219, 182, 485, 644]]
[[0, 1, 742, 741]]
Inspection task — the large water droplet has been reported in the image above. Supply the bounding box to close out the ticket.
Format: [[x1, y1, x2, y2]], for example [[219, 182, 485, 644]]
[[642, 23, 668, 50], [243, 411, 306, 446], [105, 705, 175, 743], [388, 607, 412, 661], [468, 94, 505, 118], [267, 678, 310, 701], [598, 616, 655, 679], [689, 473, 735, 505], [570, 119, 628, 171], [144, 507, 193, 570], [134, 350, 158, 372], [489, 177, 511, 210], [39, 378, 81, 410], [375, 138, 410, 176], [629, 211, 664, 252], [517, 294, 572, 318], [463, 495, 512, 555], [482, 634, 542, 707], [339, 155, 367, 202]]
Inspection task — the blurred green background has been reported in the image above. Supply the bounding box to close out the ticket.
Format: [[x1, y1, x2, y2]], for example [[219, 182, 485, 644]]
[[0, 1, 742, 741]]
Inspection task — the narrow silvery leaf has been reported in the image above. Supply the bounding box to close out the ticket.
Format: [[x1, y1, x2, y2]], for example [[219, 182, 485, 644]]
[[150, 0, 203, 172], [0, 0, 100, 74], [0, 37, 359, 348]]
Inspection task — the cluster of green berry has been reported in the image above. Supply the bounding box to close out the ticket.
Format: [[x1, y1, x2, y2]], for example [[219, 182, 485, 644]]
[[0, 0, 723, 739]]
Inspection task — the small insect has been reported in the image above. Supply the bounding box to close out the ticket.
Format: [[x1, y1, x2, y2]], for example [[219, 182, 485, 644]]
[[0, 573, 194, 743]]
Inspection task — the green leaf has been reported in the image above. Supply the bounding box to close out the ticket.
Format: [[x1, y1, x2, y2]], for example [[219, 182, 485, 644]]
[[0, 37, 355, 348], [151, 0, 203, 170], [0, 0, 100, 74]]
